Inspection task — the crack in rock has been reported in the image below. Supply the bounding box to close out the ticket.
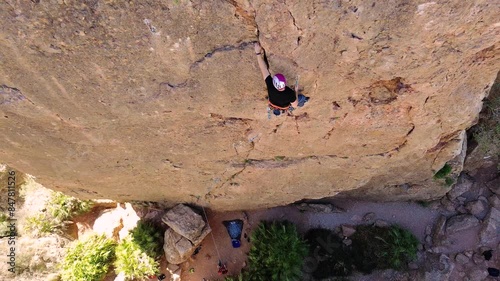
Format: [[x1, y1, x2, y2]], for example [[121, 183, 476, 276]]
[[362, 125, 414, 157], [364, 140, 408, 158], [282, 0, 302, 33], [231, 154, 349, 169], [209, 113, 253, 127], [350, 33, 363, 40], [323, 126, 335, 140], [162, 159, 182, 170], [160, 81, 188, 89], [406, 124, 415, 137], [0, 85, 35, 106], [205, 141, 255, 199], [134, 80, 188, 102], [293, 112, 308, 134], [287, 9, 301, 32], [190, 41, 255, 69], [271, 121, 285, 134]]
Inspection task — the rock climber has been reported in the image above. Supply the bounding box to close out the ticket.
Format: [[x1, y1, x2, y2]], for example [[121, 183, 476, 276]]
[[254, 42, 309, 116]]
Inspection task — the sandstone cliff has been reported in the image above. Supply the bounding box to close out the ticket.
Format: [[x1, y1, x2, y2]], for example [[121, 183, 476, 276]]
[[0, 0, 498, 210]]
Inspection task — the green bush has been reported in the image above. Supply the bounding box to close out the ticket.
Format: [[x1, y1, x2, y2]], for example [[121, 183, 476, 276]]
[[48, 191, 93, 221], [23, 191, 93, 237], [114, 235, 159, 280], [130, 221, 163, 258], [0, 212, 12, 237], [23, 213, 59, 236], [246, 221, 308, 281], [304, 228, 353, 278], [60, 234, 116, 281], [434, 164, 452, 179], [351, 225, 418, 273]]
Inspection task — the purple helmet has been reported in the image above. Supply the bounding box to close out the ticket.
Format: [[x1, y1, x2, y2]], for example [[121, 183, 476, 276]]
[[272, 74, 286, 90]]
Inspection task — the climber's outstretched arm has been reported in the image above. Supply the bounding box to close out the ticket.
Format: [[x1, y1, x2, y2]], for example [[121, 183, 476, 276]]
[[291, 80, 299, 107], [254, 42, 270, 80]]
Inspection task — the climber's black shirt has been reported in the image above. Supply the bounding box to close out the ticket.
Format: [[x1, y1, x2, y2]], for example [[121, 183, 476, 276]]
[[265, 75, 296, 108]]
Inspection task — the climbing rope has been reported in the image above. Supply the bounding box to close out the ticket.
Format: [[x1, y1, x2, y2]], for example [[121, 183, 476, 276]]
[[201, 205, 223, 264]]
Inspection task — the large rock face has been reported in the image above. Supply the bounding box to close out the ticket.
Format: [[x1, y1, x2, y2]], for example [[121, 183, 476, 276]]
[[0, 1, 498, 210]]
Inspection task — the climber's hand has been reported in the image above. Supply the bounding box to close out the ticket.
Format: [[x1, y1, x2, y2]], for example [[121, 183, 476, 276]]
[[254, 42, 263, 54]]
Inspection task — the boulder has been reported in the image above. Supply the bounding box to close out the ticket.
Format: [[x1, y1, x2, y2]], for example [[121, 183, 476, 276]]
[[431, 246, 449, 254], [456, 205, 468, 214], [374, 219, 389, 228], [454, 253, 469, 264], [465, 199, 488, 219], [424, 254, 454, 281], [472, 252, 484, 265], [408, 261, 419, 270], [92, 208, 124, 239], [117, 203, 141, 240], [161, 204, 211, 264], [468, 269, 488, 280], [464, 250, 474, 258], [480, 207, 500, 246], [342, 238, 352, 246], [445, 214, 479, 234], [431, 215, 447, 244], [425, 225, 432, 236], [425, 235, 432, 245], [440, 197, 457, 212], [489, 195, 500, 208], [162, 204, 206, 242], [163, 228, 196, 264], [488, 177, 500, 195], [92, 203, 140, 240], [447, 174, 474, 200], [341, 225, 356, 237], [190, 224, 212, 246], [363, 212, 376, 222]]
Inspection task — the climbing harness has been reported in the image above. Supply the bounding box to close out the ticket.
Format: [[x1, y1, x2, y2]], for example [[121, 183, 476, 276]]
[[267, 101, 292, 118], [201, 205, 228, 275]]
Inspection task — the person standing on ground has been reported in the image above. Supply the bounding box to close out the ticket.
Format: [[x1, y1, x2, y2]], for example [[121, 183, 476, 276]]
[[254, 42, 308, 116]]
